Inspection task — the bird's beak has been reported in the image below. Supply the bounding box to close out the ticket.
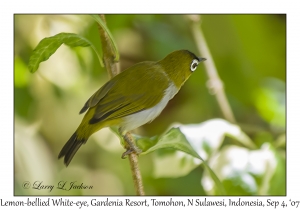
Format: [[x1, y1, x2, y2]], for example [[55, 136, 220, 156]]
[[198, 57, 207, 62]]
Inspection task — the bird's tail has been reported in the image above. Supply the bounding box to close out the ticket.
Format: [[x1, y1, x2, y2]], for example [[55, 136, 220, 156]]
[[58, 132, 87, 166]]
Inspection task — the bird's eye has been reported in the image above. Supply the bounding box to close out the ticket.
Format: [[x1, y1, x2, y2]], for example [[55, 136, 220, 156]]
[[190, 59, 199, 72]]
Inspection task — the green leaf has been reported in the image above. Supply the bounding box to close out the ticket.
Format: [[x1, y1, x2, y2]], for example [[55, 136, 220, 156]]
[[28, 32, 103, 73], [90, 15, 120, 62], [110, 126, 226, 195], [146, 128, 226, 195], [152, 150, 199, 178], [141, 128, 200, 158], [110, 127, 159, 152]]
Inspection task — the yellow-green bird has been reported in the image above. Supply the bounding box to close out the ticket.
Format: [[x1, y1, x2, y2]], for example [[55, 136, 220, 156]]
[[58, 50, 206, 166]]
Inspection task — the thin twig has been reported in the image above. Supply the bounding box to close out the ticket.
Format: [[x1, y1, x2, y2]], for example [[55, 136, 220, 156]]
[[188, 15, 236, 123], [97, 14, 120, 78], [96, 14, 145, 195], [125, 132, 145, 195]]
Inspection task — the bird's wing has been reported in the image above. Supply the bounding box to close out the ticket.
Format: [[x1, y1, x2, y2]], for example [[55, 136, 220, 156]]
[[80, 62, 170, 124], [79, 79, 116, 114]]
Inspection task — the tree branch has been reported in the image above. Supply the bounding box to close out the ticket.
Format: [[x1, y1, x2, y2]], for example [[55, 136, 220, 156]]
[[124, 132, 145, 195], [96, 14, 145, 195], [97, 14, 120, 78], [188, 15, 236, 123]]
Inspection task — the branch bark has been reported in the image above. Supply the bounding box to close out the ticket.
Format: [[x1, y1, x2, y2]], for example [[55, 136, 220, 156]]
[[97, 14, 120, 78], [124, 132, 145, 195], [188, 15, 236, 123], [97, 14, 145, 195]]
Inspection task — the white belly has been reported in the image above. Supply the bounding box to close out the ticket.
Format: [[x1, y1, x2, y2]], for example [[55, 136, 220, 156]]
[[120, 82, 179, 133]]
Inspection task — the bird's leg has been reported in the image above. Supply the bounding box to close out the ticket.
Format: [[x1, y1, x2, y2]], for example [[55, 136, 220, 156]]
[[119, 129, 142, 159]]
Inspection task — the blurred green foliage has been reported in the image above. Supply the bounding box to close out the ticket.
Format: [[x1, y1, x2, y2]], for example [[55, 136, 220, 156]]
[[14, 14, 285, 195]]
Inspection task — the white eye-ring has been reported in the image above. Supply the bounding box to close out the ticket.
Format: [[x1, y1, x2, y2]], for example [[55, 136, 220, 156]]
[[190, 59, 199, 72]]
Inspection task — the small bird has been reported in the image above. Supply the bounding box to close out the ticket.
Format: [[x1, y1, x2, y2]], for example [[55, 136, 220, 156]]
[[58, 50, 206, 166]]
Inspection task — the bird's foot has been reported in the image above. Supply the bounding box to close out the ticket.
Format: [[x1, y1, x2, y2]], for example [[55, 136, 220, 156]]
[[121, 145, 142, 159], [118, 129, 142, 159], [121, 132, 142, 159]]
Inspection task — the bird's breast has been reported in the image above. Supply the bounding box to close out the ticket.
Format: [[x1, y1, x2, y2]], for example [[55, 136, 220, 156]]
[[120, 82, 179, 133]]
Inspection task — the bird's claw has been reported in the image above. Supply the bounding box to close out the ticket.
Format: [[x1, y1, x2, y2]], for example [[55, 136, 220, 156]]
[[121, 146, 142, 159]]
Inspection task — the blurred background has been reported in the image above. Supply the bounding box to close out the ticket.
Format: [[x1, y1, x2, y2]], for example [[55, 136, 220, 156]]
[[14, 14, 286, 195]]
